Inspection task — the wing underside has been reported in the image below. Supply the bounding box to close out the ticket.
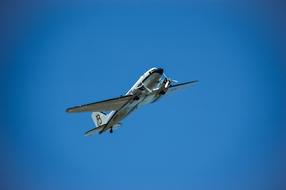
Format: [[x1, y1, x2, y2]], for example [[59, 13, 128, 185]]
[[66, 95, 133, 113]]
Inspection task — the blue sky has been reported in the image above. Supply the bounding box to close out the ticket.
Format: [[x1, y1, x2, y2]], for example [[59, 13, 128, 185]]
[[1, 1, 286, 190]]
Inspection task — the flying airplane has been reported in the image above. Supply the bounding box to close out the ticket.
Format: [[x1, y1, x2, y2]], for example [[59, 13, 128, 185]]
[[66, 67, 198, 136]]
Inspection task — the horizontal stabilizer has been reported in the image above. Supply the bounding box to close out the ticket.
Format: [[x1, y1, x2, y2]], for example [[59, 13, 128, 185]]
[[84, 125, 106, 136]]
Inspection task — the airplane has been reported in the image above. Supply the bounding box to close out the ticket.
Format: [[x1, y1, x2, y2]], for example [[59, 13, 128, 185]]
[[66, 67, 198, 136]]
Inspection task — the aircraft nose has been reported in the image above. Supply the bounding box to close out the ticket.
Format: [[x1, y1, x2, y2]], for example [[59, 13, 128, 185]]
[[155, 68, 164, 75]]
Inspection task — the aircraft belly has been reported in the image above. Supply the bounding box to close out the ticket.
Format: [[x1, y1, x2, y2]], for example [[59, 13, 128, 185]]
[[106, 73, 162, 128], [109, 106, 133, 126], [140, 93, 157, 105]]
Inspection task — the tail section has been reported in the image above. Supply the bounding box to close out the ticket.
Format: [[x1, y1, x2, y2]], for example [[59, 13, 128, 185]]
[[91, 112, 109, 127], [86, 112, 123, 136], [84, 112, 109, 136]]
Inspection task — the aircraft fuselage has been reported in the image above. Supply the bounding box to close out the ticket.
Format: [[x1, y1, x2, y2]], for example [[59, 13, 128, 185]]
[[101, 68, 165, 132]]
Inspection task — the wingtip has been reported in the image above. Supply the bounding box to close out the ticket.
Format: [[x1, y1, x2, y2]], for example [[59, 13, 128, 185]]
[[84, 132, 93, 137], [66, 106, 81, 113], [66, 108, 73, 113]]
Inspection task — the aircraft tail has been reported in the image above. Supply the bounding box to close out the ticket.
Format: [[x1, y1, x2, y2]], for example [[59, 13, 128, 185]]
[[84, 112, 109, 136], [91, 112, 109, 127], [85, 112, 123, 136]]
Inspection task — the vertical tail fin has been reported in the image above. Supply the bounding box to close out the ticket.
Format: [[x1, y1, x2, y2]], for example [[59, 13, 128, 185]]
[[91, 112, 109, 127], [85, 112, 109, 136]]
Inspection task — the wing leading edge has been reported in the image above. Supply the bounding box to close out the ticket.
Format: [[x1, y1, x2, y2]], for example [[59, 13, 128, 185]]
[[66, 95, 134, 113]]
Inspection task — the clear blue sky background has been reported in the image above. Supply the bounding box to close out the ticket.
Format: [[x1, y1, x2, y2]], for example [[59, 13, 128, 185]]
[[1, 1, 286, 190]]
